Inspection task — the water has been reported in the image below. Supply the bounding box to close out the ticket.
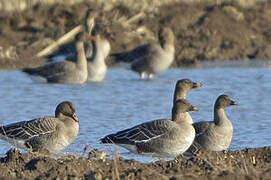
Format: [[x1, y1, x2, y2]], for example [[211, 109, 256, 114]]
[[0, 64, 270, 162]]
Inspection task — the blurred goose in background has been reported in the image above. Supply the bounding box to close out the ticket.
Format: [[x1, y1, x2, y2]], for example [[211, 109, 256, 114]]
[[100, 99, 197, 158], [188, 94, 238, 153], [67, 8, 110, 82], [49, 8, 111, 82], [0, 101, 79, 152], [112, 27, 175, 80], [49, 9, 98, 62], [84, 9, 99, 59], [22, 32, 88, 84], [87, 32, 110, 82], [173, 79, 201, 124]]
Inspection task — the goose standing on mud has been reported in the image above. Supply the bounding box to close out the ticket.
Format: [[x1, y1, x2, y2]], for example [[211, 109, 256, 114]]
[[100, 99, 197, 158], [0, 101, 79, 152], [173, 79, 201, 124], [22, 32, 88, 84], [188, 95, 238, 153], [113, 27, 175, 80]]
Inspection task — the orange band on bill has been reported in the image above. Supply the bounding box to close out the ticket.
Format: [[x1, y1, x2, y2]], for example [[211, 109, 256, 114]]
[[73, 115, 79, 121], [192, 106, 199, 111], [88, 35, 95, 40]]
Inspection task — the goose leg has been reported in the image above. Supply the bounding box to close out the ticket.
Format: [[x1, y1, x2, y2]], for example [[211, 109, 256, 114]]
[[140, 72, 146, 79], [148, 73, 153, 80]]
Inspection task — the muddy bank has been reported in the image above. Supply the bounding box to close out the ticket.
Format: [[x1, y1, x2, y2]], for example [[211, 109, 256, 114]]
[[0, 146, 270, 179], [0, 1, 271, 69]]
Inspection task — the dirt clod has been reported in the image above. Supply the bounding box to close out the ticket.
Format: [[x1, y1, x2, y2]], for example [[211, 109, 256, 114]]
[[0, 147, 270, 179]]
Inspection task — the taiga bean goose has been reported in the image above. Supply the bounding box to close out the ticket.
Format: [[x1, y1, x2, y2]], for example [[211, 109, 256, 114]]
[[100, 99, 197, 158], [87, 33, 110, 82], [173, 79, 201, 124], [0, 101, 79, 152], [188, 95, 238, 152], [84, 9, 110, 81], [23, 32, 88, 84], [113, 27, 175, 80]]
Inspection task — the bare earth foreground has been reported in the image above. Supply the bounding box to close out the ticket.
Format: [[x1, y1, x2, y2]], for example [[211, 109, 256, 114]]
[[0, 147, 270, 179]]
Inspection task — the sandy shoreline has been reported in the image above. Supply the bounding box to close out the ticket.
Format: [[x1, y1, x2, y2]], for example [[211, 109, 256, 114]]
[[0, 146, 269, 179]]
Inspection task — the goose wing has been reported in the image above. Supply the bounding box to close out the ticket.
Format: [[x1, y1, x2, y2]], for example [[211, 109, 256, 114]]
[[0, 117, 57, 141], [22, 61, 73, 77], [100, 119, 171, 144], [193, 121, 213, 137], [113, 43, 155, 63]]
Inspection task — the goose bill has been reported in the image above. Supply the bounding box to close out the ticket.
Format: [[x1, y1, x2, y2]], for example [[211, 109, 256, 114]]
[[191, 106, 198, 111], [230, 101, 238, 105], [193, 82, 201, 88], [72, 114, 79, 121]]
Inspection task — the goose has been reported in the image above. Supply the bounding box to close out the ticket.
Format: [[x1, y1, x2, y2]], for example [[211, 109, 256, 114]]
[[100, 99, 197, 158], [87, 32, 110, 82], [173, 79, 201, 124], [22, 32, 88, 84], [189, 94, 238, 152], [0, 101, 79, 152], [113, 27, 175, 80]]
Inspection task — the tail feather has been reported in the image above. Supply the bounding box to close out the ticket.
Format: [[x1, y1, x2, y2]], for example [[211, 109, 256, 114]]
[[110, 52, 131, 63], [22, 67, 39, 75], [100, 134, 133, 144], [99, 135, 115, 144]]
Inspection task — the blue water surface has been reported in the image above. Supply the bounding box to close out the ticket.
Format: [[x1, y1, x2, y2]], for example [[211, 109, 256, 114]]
[[0, 62, 270, 162]]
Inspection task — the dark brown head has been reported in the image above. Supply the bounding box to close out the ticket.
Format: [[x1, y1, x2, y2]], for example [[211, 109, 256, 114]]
[[158, 27, 175, 45], [173, 79, 201, 101], [172, 99, 198, 116], [175, 79, 201, 92], [55, 101, 78, 122], [214, 95, 238, 109]]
